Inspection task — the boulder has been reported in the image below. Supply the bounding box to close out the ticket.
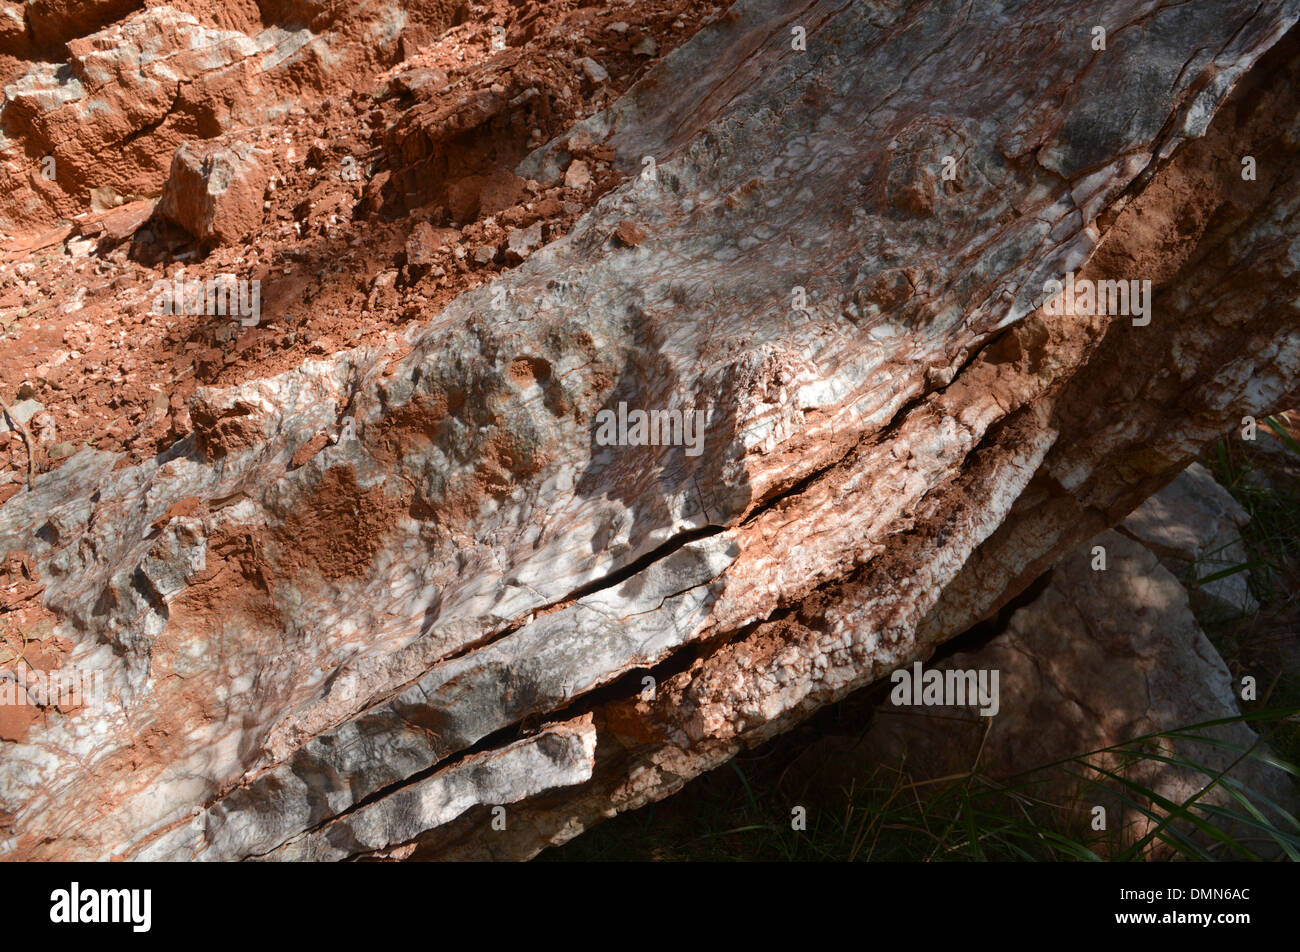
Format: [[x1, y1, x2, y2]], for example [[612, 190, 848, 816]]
[[1122, 462, 1258, 614], [157, 139, 271, 245], [836, 531, 1296, 857]]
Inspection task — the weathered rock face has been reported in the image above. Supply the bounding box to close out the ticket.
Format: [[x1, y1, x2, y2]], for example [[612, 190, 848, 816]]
[[0, 1, 467, 232], [846, 529, 1295, 858], [2, 7, 283, 227], [1, 0, 1299, 861], [1122, 462, 1259, 615]]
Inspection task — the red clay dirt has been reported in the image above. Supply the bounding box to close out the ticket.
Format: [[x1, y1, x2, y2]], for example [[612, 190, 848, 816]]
[[0, 0, 721, 499]]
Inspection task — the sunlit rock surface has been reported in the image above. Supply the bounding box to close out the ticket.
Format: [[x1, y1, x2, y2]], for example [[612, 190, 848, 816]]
[[2, 0, 1299, 860]]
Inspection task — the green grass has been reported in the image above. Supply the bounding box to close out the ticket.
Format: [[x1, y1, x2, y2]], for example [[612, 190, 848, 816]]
[[1202, 422, 1300, 767], [543, 711, 1300, 862]]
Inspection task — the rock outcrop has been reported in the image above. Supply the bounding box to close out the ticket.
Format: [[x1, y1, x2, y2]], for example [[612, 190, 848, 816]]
[[0, 1, 492, 233], [849, 529, 1295, 858], [0, 0, 1299, 862]]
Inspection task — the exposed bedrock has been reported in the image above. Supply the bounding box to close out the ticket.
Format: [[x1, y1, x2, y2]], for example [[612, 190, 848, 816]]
[[0, 0, 466, 232], [2, 0, 1300, 860]]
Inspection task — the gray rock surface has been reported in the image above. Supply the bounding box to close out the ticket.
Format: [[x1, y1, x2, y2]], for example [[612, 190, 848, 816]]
[[1122, 462, 1259, 614], [0, 398, 41, 432], [837, 530, 1296, 857]]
